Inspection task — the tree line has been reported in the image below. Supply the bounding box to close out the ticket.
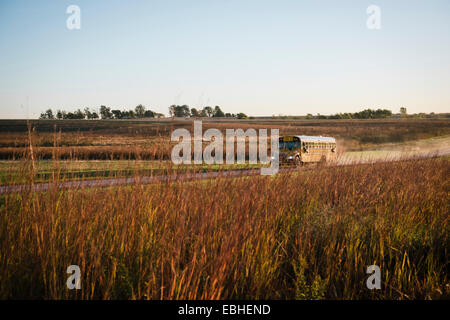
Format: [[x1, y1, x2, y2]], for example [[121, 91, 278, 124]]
[[40, 106, 445, 121], [39, 104, 249, 120], [306, 108, 393, 120], [168, 105, 248, 119], [39, 105, 164, 120]]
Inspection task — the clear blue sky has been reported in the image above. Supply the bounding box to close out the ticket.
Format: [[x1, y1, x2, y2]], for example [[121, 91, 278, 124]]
[[0, 0, 449, 118]]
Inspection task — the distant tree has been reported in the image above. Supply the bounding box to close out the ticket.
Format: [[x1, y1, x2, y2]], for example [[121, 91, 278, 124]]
[[341, 113, 352, 119], [213, 106, 225, 117], [127, 110, 136, 118], [39, 109, 55, 119], [351, 108, 392, 119], [74, 109, 85, 119], [144, 110, 155, 118], [203, 106, 213, 117], [225, 113, 232, 118], [327, 113, 340, 119], [237, 112, 248, 119], [112, 109, 136, 119], [63, 112, 74, 119], [84, 108, 91, 119], [190, 108, 200, 117], [47, 109, 55, 119], [169, 105, 190, 117], [179, 105, 190, 117], [124, 111, 132, 119], [306, 113, 313, 119], [135, 104, 146, 118], [56, 110, 63, 119], [100, 105, 113, 119], [374, 108, 392, 118], [60, 109, 84, 119], [111, 109, 123, 119], [84, 107, 98, 119]]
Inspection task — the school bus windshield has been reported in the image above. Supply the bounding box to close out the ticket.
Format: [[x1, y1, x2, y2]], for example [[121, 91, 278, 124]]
[[279, 137, 300, 150]]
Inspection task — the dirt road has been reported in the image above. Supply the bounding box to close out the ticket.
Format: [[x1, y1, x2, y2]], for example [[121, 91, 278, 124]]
[[1, 148, 448, 195]]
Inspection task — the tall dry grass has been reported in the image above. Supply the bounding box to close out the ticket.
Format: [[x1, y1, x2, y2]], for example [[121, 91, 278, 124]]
[[0, 157, 448, 299]]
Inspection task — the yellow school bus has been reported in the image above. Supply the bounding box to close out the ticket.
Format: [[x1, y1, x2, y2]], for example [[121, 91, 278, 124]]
[[279, 135, 337, 166]]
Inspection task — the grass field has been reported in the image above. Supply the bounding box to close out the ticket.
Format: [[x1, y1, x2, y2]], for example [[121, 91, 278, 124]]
[[0, 160, 261, 185], [0, 118, 449, 160], [0, 119, 449, 299]]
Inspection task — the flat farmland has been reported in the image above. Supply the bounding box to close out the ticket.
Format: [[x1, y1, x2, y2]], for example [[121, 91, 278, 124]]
[[0, 118, 449, 160], [0, 118, 449, 299]]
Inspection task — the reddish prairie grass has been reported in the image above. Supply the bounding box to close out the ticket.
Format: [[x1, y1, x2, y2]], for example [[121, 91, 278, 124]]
[[0, 119, 449, 160], [0, 157, 448, 299]]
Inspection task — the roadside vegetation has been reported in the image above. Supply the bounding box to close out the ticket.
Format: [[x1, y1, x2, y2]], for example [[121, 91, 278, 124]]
[[0, 160, 262, 185], [0, 156, 448, 299]]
